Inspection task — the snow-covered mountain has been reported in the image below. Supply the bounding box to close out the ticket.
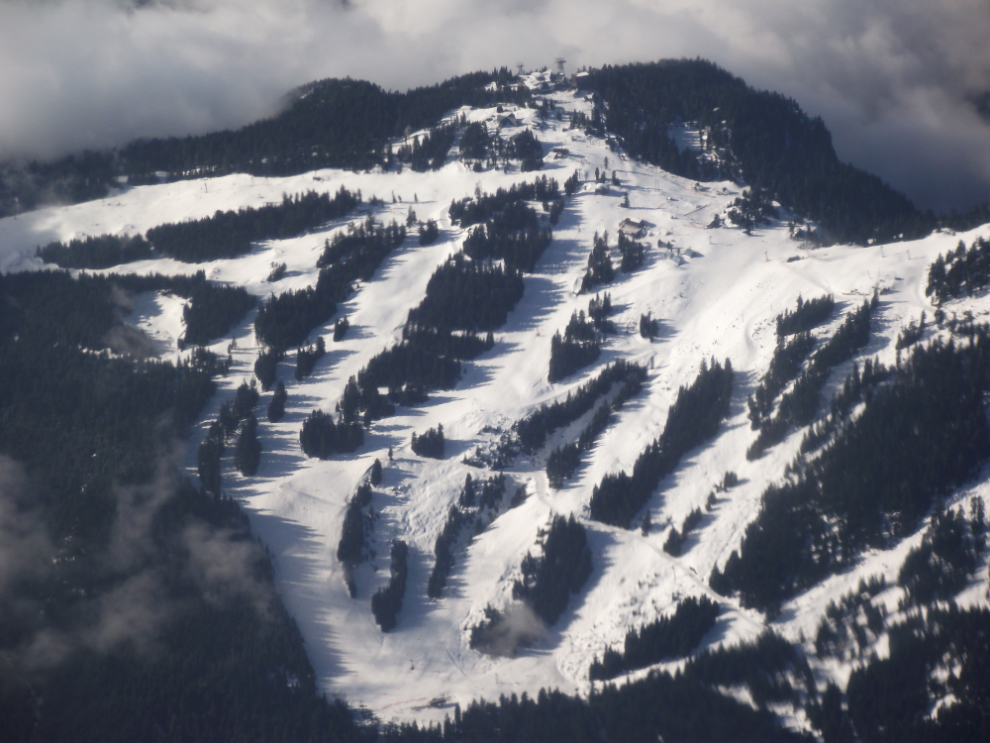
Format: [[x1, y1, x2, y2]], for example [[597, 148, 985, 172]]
[[2, 70, 988, 738]]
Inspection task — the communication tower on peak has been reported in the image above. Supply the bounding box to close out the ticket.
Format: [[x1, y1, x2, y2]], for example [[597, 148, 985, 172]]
[[555, 58, 566, 76]]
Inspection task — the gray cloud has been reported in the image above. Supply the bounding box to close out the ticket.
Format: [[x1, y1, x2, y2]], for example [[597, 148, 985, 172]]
[[0, 0, 989, 211]]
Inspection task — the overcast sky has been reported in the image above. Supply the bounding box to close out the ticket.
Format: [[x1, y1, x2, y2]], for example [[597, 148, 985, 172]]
[[1, 0, 989, 213]]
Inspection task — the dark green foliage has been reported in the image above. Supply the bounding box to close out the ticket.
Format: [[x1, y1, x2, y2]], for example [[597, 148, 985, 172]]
[[197, 421, 225, 495], [299, 409, 363, 459], [776, 294, 835, 337], [118, 72, 528, 181], [926, 237, 990, 304], [895, 312, 927, 351], [590, 359, 733, 528], [267, 381, 287, 423], [458, 121, 491, 163], [748, 301, 871, 459], [233, 379, 260, 419], [639, 312, 659, 339], [180, 280, 256, 348], [518, 360, 645, 453], [508, 129, 544, 171], [255, 216, 405, 352], [662, 507, 703, 556], [548, 311, 603, 383], [448, 177, 560, 227], [418, 219, 440, 246], [721, 333, 990, 615], [337, 484, 374, 597], [147, 187, 359, 262], [427, 506, 467, 599], [411, 424, 445, 459], [564, 169, 581, 196], [546, 365, 647, 488], [512, 515, 593, 626], [813, 576, 888, 660], [585, 60, 926, 245], [254, 347, 284, 391], [580, 231, 614, 292], [371, 540, 409, 631], [618, 232, 646, 272], [294, 336, 326, 381], [747, 331, 815, 429], [726, 186, 779, 229], [461, 201, 553, 273], [588, 292, 614, 333], [79, 269, 254, 350], [407, 253, 524, 332], [333, 316, 349, 341], [898, 504, 982, 606], [0, 269, 358, 743], [846, 607, 990, 743], [396, 121, 459, 172], [234, 413, 262, 476], [266, 261, 287, 282], [370, 458, 383, 486], [38, 233, 152, 269], [589, 595, 720, 681]]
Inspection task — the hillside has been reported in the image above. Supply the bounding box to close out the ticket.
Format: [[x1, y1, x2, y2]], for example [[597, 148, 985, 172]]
[[1, 66, 989, 742]]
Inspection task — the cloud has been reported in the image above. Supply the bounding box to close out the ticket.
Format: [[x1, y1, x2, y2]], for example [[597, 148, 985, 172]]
[[0, 0, 989, 211]]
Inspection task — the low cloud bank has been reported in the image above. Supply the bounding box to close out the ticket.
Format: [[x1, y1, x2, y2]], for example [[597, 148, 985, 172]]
[[1, 0, 988, 211]]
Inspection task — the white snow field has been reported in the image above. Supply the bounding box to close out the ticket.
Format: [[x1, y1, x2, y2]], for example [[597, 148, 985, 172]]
[[2, 80, 988, 731]]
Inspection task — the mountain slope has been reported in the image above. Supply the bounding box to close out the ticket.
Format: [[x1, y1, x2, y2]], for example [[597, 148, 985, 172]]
[[1, 69, 989, 740]]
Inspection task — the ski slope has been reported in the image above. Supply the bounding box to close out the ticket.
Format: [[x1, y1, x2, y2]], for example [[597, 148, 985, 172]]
[[2, 78, 988, 731]]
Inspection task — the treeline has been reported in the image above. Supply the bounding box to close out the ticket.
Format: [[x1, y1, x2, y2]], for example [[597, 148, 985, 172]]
[[392, 121, 458, 172], [197, 380, 262, 492], [255, 215, 406, 352], [0, 269, 364, 743], [546, 363, 647, 488], [462, 201, 552, 272], [83, 270, 256, 349], [427, 506, 469, 599], [448, 177, 561, 227], [382, 634, 811, 743], [371, 540, 409, 631], [589, 595, 720, 680], [584, 59, 931, 245], [38, 233, 152, 269], [511, 515, 593, 627], [295, 336, 326, 381], [580, 231, 614, 292], [412, 424, 445, 459], [776, 293, 835, 336], [299, 409, 364, 459], [926, 236, 990, 304], [407, 253, 523, 331], [713, 330, 990, 616], [517, 359, 641, 453], [548, 311, 602, 383], [662, 506, 705, 556], [336, 185, 567, 433], [427, 474, 507, 600], [120, 70, 529, 182], [747, 297, 873, 460], [897, 499, 985, 607], [146, 187, 360, 262], [590, 359, 734, 528], [845, 606, 990, 743], [337, 483, 374, 597], [747, 332, 815, 429]]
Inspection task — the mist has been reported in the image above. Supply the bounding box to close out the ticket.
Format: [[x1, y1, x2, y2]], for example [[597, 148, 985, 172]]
[[1, 0, 989, 212]]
